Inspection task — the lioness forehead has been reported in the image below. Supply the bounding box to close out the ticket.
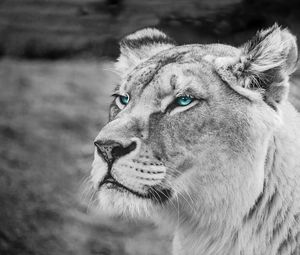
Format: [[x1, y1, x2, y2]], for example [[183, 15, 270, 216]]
[[119, 44, 240, 95]]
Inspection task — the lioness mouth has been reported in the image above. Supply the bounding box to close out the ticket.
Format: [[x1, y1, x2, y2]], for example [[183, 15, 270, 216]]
[[99, 173, 171, 203]]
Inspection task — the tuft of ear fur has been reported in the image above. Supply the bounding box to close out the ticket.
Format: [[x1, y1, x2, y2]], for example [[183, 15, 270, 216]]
[[238, 24, 298, 88], [216, 24, 298, 106], [115, 28, 176, 75]]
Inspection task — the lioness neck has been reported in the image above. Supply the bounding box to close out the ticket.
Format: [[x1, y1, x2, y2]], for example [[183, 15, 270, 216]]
[[172, 103, 300, 255]]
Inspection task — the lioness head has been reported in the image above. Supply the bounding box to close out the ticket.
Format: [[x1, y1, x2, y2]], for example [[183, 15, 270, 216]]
[[91, 25, 298, 224]]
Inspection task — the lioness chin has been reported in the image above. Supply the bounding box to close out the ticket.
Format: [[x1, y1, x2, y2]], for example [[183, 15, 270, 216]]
[[90, 24, 300, 255]]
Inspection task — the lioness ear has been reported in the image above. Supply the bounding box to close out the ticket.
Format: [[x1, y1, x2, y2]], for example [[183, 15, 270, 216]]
[[216, 24, 298, 106], [115, 28, 176, 75]]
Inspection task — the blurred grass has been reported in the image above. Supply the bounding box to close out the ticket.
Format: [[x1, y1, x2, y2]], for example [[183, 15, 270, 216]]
[[0, 59, 171, 255]]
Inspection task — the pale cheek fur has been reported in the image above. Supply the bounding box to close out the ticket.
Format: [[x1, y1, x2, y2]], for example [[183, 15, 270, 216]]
[[91, 150, 108, 189]]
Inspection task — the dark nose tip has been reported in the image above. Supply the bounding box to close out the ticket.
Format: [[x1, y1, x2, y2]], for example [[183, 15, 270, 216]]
[[94, 140, 137, 163]]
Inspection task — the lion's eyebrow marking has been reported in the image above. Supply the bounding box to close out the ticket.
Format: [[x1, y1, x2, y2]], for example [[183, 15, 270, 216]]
[[173, 77, 193, 93], [113, 85, 120, 93], [170, 74, 178, 90], [176, 87, 198, 96], [173, 75, 208, 99]]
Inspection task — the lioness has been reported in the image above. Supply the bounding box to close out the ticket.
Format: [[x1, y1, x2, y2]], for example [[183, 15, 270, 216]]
[[90, 24, 300, 255]]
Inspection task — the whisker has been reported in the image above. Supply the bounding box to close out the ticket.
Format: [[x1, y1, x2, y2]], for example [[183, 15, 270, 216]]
[[79, 175, 94, 203], [103, 67, 121, 76], [174, 192, 181, 227], [149, 188, 163, 205], [177, 191, 196, 215], [163, 170, 197, 215], [87, 189, 98, 213], [154, 184, 178, 213], [166, 166, 196, 190]]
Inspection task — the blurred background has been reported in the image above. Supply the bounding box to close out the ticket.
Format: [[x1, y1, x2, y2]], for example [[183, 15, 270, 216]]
[[0, 1, 300, 255]]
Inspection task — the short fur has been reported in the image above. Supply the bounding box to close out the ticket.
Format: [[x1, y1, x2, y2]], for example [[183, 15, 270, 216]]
[[90, 24, 300, 255]]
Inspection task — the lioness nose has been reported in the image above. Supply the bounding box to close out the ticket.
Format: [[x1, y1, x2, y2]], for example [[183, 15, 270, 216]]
[[94, 140, 137, 163]]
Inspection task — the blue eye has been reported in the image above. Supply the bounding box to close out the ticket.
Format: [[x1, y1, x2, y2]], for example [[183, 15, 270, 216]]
[[119, 94, 130, 105], [175, 96, 193, 106], [115, 93, 130, 109]]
